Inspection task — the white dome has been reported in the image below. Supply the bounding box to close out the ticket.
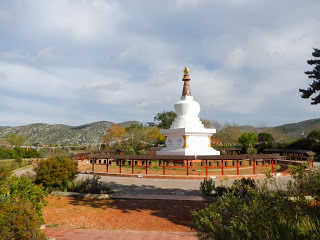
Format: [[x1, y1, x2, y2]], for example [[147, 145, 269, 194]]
[[170, 96, 205, 130]]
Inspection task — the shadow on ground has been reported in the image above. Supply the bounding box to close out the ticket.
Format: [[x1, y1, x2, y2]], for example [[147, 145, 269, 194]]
[[105, 181, 201, 195], [68, 196, 210, 229]]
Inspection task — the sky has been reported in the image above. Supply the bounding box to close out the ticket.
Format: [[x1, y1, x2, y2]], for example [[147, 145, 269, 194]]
[[0, 0, 319, 127]]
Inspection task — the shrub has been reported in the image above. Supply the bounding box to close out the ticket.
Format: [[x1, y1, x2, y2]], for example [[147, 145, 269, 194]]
[[200, 178, 215, 196], [0, 162, 13, 181], [0, 176, 47, 240], [124, 148, 136, 155], [192, 179, 320, 240], [288, 165, 320, 202], [232, 178, 256, 199], [35, 156, 77, 191], [0, 199, 46, 240], [0, 176, 48, 222], [215, 186, 230, 196], [68, 175, 112, 194]]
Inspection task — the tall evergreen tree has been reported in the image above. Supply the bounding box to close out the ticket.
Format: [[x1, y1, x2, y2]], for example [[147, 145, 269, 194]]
[[299, 48, 320, 104]]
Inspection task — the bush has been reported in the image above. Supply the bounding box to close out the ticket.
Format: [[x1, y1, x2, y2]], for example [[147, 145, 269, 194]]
[[35, 156, 77, 191], [288, 165, 320, 202], [0, 176, 48, 222], [215, 186, 230, 196], [200, 178, 215, 196], [68, 175, 112, 194], [232, 178, 256, 199], [0, 199, 46, 240], [0, 147, 40, 160], [0, 162, 13, 181], [0, 176, 47, 239], [192, 178, 320, 240]]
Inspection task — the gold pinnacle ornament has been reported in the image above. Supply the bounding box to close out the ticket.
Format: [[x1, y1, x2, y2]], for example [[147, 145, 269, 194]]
[[184, 66, 189, 75], [182, 66, 191, 96]]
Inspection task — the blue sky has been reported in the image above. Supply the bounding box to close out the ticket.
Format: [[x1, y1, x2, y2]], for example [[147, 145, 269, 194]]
[[0, 0, 319, 127]]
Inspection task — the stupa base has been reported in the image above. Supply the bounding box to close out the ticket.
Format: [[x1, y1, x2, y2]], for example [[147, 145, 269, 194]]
[[156, 147, 220, 156]]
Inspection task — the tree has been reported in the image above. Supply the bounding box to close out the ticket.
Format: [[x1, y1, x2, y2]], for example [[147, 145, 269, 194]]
[[34, 156, 77, 190], [214, 123, 241, 144], [307, 130, 320, 140], [258, 132, 274, 143], [103, 124, 126, 143], [154, 111, 177, 129], [238, 132, 258, 153], [6, 133, 28, 146], [201, 119, 222, 131], [299, 48, 320, 104]]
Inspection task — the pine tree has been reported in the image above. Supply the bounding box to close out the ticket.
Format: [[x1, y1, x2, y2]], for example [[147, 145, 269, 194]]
[[299, 48, 320, 104]]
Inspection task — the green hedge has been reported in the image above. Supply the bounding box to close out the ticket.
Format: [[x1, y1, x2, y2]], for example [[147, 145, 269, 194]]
[[0, 147, 39, 160]]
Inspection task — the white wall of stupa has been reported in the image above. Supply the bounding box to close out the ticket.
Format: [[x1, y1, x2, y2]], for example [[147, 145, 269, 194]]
[[156, 67, 220, 156]]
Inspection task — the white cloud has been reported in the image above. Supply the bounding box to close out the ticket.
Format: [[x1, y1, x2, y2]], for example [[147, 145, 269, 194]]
[[35, 48, 54, 61], [84, 81, 114, 90], [24, 0, 126, 44], [0, 0, 320, 126], [224, 48, 247, 70], [0, 50, 27, 60]]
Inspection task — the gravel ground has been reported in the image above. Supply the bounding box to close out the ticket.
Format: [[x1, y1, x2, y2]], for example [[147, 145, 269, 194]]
[[13, 165, 306, 195], [77, 173, 293, 195]]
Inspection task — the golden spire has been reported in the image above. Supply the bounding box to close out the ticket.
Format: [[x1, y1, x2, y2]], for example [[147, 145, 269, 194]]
[[182, 66, 191, 96], [184, 66, 189, 75]]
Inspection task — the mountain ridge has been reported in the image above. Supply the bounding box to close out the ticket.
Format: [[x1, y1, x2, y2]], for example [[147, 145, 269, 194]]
[[0, 118, 319, 145], [0, 121, 139, 145]]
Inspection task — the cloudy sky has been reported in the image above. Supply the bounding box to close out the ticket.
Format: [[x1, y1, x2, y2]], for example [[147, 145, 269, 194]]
[[0, 0, 319, 127]]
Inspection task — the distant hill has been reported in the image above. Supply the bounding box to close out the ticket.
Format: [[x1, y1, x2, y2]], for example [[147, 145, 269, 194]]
[[214, 119, 320, 142], [0, 121, 139, 145], [0, 118, 319, 145], [274, 118, 320, 138], [119, 121, 140, 128]]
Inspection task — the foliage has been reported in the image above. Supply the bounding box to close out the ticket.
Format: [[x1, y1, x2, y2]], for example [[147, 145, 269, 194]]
[[0, 147, 39, 160], [231, 178, 256, 200], [5, 133, 28, 146], [308, 130, 320, 140], [0, 176, 48, 222], [258, 132, 274, 143], [124, 148, 136, 155], [200, 178, 215, 196], [214, 178, 256, 199], [0, 162, 13, 181], [299, 48, 320, 104], [106, 123, 165, 153], [0, 177, 47, 239], [201, 119, 222, 131], [35, 156, 77, 191], [238, 132, 258, 153], [284, 138, 320, 155], [153, 111, 177, 129], [192, 177, 320, 240], [215, 186, 230, 197], [67, 175, 112, 194], [0, 198, 46, 240], [214, 123, 241, 143], [288, 165, 320, 203], [103, 124, 126, 143], [0, 160, 31, 181]]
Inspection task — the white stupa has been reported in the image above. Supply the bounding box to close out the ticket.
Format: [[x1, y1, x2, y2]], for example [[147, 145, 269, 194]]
[[156, 67, 220, 156]]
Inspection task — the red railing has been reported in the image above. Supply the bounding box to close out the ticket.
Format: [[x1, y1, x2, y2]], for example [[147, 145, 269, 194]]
[[86, 158, 279, 176]]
